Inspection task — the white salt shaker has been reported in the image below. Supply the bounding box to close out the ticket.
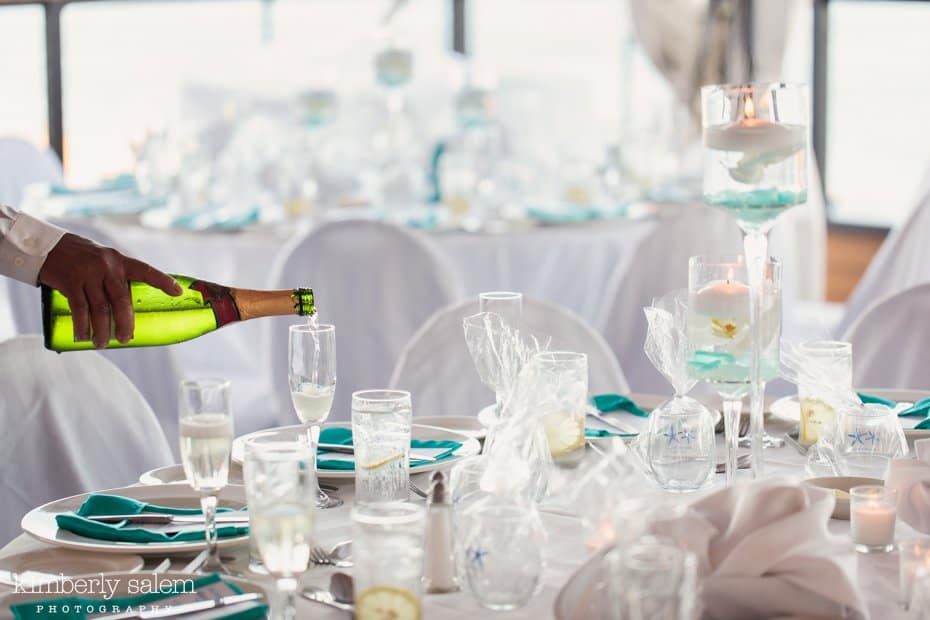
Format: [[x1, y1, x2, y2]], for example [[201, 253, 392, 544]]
[[422, 472, 460, 593]]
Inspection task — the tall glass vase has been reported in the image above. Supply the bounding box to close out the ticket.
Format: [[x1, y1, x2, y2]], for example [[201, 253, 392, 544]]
[[701, 82, 808, 478]]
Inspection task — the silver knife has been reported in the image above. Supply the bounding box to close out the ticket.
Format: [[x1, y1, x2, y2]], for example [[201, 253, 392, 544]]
[[585, 411, 637, 436], [317, 443, 438, 462], [86, 513, 249, 525], [92, 592, 263, 619]]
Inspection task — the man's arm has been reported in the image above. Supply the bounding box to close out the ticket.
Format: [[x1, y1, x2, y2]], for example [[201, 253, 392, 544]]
[[1, 205, 181, 348], [0, 204, 67, 285]]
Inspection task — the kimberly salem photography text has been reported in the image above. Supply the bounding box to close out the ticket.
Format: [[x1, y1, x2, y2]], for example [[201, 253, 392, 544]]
[[13, 572, 195, 609]]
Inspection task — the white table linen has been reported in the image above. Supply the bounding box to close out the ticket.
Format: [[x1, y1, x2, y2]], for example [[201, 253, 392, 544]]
[[0, 410, 914, 619]]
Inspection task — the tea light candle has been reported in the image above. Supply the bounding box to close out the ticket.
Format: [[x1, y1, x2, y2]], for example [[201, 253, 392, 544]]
[[850, 485, 897, 553], [703, 95, 806, 154], [899, 537, 930, 605], [691, 272, 750, 320]]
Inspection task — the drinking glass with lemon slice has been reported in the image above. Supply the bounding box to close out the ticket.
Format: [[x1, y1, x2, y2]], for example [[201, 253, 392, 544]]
[[352, 390, 413, 503], [352, 503, 426, 620]]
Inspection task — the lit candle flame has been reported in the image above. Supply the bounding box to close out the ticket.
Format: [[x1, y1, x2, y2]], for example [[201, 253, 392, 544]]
[[743, 95, 755, 120], [726, 267, 734, 284]]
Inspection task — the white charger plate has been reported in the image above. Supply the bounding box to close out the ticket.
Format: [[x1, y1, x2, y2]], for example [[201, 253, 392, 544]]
[[21, 483, 248, 556], [769, 388, 928, 423], [554, 546, 612, 619], [0, 571, 265, 620], [231, 422, 481, 479], [139, 463, 244, 486], [0, 549, 143, 588]]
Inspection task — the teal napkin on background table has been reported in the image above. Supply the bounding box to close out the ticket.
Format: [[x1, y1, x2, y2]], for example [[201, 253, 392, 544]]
[[591, 394, 649, 418], [857, 392, 897, 407], [11, 573, 266, 620], [317, 427, 461, 471], [55, 494, 247, 544]]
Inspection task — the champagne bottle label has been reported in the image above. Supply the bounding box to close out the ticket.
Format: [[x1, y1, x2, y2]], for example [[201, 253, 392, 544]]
[[190, 280, 241, 327]]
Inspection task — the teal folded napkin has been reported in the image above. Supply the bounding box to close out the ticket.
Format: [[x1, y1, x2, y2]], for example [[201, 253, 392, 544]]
[[857, 392, 897, 407], [49, 174, 137, 196], [55, 494, 247, 544], [11, 573, 266, 620], [317, 427, 461, 471], [897, 398, 930, 418], [915, 418, 930, 430], [688, 351, 738, 372], [591, 394, 649, 418]]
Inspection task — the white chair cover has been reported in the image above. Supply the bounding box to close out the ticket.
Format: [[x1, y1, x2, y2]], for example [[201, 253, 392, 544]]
[[269, 220, 465, 422], [6, 220, 183, 448], [836, 163, 930, 336], [598, 204, 741, 393], [0, 138, 63, 208], [390, 298, 629, 416], [0, 336, 173, 546], [842, 282, 930, 390]]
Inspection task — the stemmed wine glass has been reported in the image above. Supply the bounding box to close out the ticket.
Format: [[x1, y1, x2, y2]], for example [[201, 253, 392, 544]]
[[246, 440, 317, 620], [178, 378, 233, 573], [687, 256, 782, 486], [701, 82, 808, 477], [288, 323, 342, 509]]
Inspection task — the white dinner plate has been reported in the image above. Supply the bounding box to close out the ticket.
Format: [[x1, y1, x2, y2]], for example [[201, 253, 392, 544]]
[[231, 422, 482, 479], [769, 388, 928, 424], [0, 571, 266, 620], [21, 483, 248, 556], [0, 549, 143, 588], [413, 416, 486, 440], [139, 463, 244, 486]]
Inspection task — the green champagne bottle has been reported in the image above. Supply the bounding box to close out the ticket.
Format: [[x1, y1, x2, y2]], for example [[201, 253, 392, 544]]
[[42, 275, 314, 352]]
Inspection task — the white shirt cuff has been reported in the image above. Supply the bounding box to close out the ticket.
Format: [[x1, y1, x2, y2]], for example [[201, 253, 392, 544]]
[[0, 211, 67, 285]]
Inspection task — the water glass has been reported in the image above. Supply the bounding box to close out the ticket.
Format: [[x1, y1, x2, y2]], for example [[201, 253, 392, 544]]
[[479, 291, 523, 330], [534, 351, 588, 466], [850, 485, 897, 553], [643, 396, 716, 492], [798, 340, 853, 446], [245, 441, 317, 620], [460, 497, 545, 611], [351, 390, 413, 503], [288, 323, 341, 509], [178, 378, 233, 573], [900, 537, 930, 605], [607, 538, 697, 620], [352, 503, 425, 620], [242, 431, 294, 575], [836, 404, 908, 478]]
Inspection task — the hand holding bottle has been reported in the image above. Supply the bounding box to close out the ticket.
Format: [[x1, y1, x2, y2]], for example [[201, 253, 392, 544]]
[[38, 233, 182, 348]]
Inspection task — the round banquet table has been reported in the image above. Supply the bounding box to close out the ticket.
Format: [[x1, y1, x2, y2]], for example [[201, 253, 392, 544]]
[[57, 204, 746, 432], [0, 409, 914, 619]]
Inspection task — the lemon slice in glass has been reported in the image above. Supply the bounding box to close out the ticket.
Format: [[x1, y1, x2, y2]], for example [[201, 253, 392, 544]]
[[543, 412, 585, 457], [356, 585, 422, 620], [359, 453, 404, 470]]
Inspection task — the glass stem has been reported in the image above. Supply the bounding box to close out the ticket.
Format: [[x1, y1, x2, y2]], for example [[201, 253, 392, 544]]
[[722, 398, 742, 487], [743, 230, 769, 479], [307, 424, 323, 499], [275, 576, 298, 620], [200, 493, 220, 571]]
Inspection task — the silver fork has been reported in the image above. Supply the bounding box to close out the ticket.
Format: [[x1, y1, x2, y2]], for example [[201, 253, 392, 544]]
[[310, 543, 353, 568], [409, 480, 428, 499]]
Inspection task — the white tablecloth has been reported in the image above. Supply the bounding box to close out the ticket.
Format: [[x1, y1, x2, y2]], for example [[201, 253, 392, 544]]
[[0, 411, 912, 619]]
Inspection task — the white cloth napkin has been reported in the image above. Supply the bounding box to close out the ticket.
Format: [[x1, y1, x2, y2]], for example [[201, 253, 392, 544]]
[[885, 438, 930, 534], [652, 480, 868, 620]]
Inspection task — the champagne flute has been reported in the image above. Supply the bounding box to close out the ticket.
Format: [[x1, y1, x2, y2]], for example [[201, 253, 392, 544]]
[[178, 378, 233, 573], [246, 440, 317, 620], [288, 323, 342, 509]]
